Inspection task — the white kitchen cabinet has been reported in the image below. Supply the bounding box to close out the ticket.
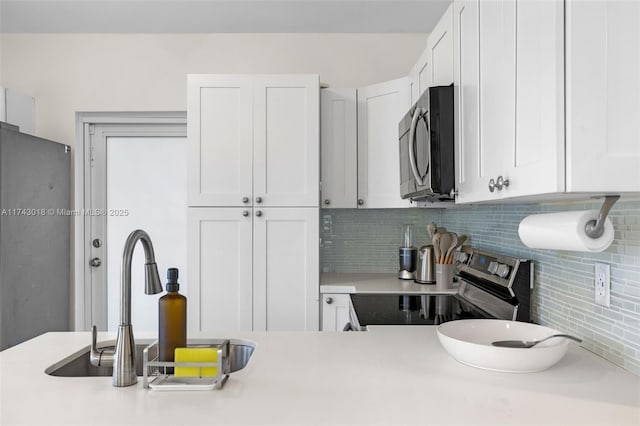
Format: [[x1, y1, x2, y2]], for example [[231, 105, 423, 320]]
[[320, 88, 358, 208], [187, 74, 319, 207], [357, 77, 411, 208], [409, 47, 432, 105], [429, 4, 454, 86], [187, 208, 253, 332], [0, 87, 35, 135], [565, 0, 640, 193], [188, 207, 319, 332], [253, 208, 319, 331], [320, 293, 350, 332], [454, 0, 638, 203]]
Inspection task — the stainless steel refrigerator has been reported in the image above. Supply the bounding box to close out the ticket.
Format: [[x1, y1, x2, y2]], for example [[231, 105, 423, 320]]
[[0, 121, 70, 350]]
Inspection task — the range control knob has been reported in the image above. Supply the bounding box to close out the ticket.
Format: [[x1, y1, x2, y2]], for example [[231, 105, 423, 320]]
[[488, 261, 499, 275], [455, 252, 469, 263], [496, 264, 510, 279]]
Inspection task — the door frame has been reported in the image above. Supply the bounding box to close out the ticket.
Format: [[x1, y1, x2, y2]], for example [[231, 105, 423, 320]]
[[74, 112, 186, 331]]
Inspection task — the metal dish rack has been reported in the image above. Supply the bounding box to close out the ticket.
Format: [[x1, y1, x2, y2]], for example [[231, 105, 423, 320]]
[[142, 340, 230, 391]]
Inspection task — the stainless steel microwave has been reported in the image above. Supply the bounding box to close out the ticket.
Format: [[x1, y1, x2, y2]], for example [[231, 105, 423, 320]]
[[399, 85, 454, 201]]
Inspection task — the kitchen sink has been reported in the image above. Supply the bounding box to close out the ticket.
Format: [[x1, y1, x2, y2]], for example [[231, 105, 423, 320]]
[[45, 339, 255, 377]]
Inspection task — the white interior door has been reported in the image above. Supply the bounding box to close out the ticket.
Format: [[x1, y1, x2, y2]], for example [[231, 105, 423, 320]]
[[86, 123, 186, 331]]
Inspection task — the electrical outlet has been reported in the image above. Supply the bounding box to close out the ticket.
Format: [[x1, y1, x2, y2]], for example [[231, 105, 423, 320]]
[[594, 262, 610, 307]]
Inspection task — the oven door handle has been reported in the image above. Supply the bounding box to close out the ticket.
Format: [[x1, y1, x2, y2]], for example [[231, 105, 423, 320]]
[[408, 107, 427, 187]]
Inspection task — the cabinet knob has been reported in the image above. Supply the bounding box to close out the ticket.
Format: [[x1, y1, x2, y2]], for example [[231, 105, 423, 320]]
[[255, 197, 263, 204], [89, 257, 102, 267], [357, 199, 364, 206], [255, 210, 262, 217], [496, 176, 510, 190], [324, 199, 330, 205], [242, 210, 249, 217], [242, 197, 249, 204], [449, 188, 458, 198], [92, 238, 102, 248], [325, 297, 333, 304], [488, 178, 496, 193]]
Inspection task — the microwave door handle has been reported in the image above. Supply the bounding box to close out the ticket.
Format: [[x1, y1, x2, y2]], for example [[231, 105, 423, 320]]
[[408, 107, 426, 186]]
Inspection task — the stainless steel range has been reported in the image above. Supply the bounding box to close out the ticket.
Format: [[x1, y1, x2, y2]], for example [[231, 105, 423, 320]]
[[348, 246, 532, 328]]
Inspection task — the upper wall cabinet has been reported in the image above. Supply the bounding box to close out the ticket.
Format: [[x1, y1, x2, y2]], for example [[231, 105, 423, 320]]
[[453, 0, 637, 203], [357, 77, 411, 208], [320, 88, 358, 208], [409, 4, 454, 105], [566, 0, 640, 193], [188, 74, 320, 207]]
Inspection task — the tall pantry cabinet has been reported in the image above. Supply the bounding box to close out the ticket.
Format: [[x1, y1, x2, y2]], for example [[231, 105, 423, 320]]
[[187, 74, 320, 333]]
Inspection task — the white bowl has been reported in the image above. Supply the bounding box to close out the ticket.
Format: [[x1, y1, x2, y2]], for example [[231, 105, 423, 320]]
[[437, 319, 571, 373]]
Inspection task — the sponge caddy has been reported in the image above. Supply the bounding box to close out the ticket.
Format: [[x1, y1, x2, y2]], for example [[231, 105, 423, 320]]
[[174, 347, 218, 377]]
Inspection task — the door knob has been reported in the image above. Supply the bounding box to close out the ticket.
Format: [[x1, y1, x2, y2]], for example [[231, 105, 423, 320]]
[[242, 210, 249, 217], [488, 178, 496, 192], [495, 176, 510, 190], [89, 257, 102, 267], [255, 197, 263, 204], [255, 210, 262, 217], [357, 199, 364, 206]]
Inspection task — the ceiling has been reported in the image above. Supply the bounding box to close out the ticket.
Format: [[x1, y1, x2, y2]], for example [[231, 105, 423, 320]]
[[0, 0, 451, 33]]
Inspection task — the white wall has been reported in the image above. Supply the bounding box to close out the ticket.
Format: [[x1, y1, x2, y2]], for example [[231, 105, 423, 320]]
[[0, 33, 427, 145]]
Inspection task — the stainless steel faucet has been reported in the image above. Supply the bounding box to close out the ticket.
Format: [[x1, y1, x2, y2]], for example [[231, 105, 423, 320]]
[[90, 229, 163, 387]]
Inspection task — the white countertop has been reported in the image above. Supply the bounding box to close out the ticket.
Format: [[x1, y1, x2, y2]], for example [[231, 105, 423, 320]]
[[1, 327, 639, 426], [320, 272, 457, 295]]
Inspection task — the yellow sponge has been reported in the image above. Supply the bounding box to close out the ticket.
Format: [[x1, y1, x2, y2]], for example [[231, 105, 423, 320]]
[[174, 347, 218, 377]]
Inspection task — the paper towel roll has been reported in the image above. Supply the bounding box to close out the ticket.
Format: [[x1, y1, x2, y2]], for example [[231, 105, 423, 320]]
[[518, 210, 614, 252]]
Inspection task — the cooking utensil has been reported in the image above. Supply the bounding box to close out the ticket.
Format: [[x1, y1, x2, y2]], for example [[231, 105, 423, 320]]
[[432, 233, 442, 264], [491, 334, 582, 348], [427, 223, 437, 238], [437, 232, 453, 264], [444, 233, 458, 264]]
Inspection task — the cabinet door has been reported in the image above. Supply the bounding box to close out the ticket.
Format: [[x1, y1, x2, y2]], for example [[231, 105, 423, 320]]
[[253, 75, 320, 207], [187, 75, 253, 207], [412, 45, 432, 100], [566, 0, 640, 192], [320, 293, 350, 332], [253, 208, 319, 331], [507, 0, 564, 197], [479, 0, 516, 201], [320, 88, 358, 208], [357, 78, 411, 208], [430, 4, 454, 86], [187, 208, 253, 332], [453, 0, 483, 203]]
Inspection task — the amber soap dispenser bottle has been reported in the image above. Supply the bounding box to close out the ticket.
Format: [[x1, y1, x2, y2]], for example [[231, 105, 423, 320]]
[[159, 268, 187, 364]]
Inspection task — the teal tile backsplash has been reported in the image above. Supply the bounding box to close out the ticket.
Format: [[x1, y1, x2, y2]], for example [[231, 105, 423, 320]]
[[320, 200, 640, 374]]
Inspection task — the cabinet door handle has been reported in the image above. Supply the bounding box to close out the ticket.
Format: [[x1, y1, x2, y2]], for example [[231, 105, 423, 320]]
[[242, 210, 249, 217], [324, 199, 330, 205], [357, 199, 364, 206], [255, 197, 263, 204], [325, 297, 333, 304], [255, 210, 262, 217], [242, 197, 249, 204], [496, 176, 510, 190], [488, 178, 496, 193]]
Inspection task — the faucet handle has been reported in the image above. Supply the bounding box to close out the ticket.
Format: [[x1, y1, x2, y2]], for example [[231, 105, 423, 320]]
[[90, 325, 114, 367]]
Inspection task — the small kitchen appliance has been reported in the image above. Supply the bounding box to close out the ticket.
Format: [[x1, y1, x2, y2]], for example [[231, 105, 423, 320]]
[[398, 224, 417, 280], [414, 245, 435, 283], [399, 85, 455, 201]]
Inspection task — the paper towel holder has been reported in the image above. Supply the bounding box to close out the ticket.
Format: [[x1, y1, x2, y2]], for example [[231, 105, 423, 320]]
[[585, 195, 620, 239]]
